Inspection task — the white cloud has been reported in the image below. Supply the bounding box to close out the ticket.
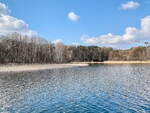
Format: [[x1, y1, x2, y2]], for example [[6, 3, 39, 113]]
[[68, 12, 80, 21], [52, 39, 63, 44], [0, 2, 37, 36], [72, 42, 80, 46], [121, 1, 140, 10], [0, 3, 10, 15], [82, 16, 150, 46]]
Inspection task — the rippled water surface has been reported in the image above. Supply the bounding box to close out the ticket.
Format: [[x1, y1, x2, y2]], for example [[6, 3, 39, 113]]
[[0, 64, 150, 113]]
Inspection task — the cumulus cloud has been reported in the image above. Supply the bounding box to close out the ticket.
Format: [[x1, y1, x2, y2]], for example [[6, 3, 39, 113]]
[[0, 2, 37, 36], [82, 16, 150, 46], [0, 3, 10, 15], [68, 12, 80, 21], [72, 42, 80, 46], [52, 39, 63, 44], [121, 1, 140, 10]]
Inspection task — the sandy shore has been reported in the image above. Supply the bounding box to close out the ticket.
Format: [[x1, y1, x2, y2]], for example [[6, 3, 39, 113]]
[[0, 64, 89, 73]]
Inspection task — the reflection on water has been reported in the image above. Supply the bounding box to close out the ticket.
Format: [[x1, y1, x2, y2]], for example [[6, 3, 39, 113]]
[[0, 64, 150, 113]]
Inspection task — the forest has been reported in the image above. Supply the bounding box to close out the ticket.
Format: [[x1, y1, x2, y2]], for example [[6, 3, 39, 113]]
[[0, 33, 150, 64]]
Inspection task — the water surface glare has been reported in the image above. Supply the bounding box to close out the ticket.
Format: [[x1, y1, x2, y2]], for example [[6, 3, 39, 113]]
[[0, 64, 150, 113]]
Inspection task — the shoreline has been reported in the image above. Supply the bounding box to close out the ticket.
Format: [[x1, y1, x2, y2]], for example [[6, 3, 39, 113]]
[[1, 61, 150, 73], [103, 61, 150, 64], [0, 64, 89, 73], [72, 61, 150, 64]]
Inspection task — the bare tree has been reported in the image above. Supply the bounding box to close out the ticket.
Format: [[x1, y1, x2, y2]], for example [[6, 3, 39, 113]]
[[54, 42, 65, 63]]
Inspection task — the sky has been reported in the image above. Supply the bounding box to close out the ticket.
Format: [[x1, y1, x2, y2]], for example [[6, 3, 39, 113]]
[[0, 0, 150, 48]]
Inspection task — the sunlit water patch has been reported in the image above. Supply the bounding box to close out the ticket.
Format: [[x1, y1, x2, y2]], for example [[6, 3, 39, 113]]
[[0, 64, 150, 113]]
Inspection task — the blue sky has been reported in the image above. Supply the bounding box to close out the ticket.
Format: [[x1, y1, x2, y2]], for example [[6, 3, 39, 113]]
[[0, 0, 150, 48]]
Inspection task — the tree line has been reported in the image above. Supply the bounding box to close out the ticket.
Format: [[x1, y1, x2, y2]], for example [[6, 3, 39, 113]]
[[0, 33, 149, 64], [109, 46, 150, 61]]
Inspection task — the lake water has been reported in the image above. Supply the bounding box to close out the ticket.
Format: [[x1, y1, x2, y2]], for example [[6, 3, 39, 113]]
[[0, 64, 150, 113]]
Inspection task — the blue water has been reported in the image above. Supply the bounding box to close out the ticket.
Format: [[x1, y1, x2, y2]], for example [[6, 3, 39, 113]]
[[0, 64, 150, 113]]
